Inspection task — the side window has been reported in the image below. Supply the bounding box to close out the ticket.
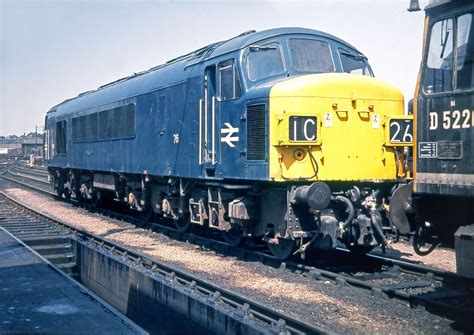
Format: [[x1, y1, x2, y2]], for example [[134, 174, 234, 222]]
[[218, 59, 242, 100], [55, 120, 67, 154], [423, 18, 454, 93], [72, 104, 135, 142], [99, 109, 114, 139], [246, 43, 285, 82], [456, 13, 474, 90], [72, 117, 83, 141], [85, 113, 98, 140], [338, 49, 373, 76], [111, 104, 135, 138]]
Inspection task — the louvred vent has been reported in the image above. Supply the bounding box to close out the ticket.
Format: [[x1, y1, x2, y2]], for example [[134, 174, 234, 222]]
[[246, 104, 266, 160]]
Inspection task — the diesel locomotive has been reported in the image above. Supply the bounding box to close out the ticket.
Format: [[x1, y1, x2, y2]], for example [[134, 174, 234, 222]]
[[44, 28, 412, 259], [405, 0, 474, 256]]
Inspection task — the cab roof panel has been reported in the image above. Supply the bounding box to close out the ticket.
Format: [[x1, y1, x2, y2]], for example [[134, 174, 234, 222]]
[[207, 27, 361, 59], [425, 0, 472, 12], [48, 27, 362, 117]]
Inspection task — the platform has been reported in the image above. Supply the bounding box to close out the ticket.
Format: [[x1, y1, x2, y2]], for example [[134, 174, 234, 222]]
[[0, 228, 146, 334]]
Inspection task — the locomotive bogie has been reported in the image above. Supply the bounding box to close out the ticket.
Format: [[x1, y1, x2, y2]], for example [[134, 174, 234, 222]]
[[49, 165, 400, 258]]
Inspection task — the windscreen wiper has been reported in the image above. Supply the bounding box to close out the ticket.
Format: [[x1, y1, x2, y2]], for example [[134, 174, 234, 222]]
[[249, 45, 277, 51], [440, 30, 450, 59], [340, 51, 367, 60]]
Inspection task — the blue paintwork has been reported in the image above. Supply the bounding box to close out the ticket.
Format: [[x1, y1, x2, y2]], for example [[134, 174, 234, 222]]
[[46, 27, 367, 182]]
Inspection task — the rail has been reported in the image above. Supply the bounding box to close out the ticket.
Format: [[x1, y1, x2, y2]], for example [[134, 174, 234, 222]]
[[0, 191, 325, 335], [2, 164, 473, 327]]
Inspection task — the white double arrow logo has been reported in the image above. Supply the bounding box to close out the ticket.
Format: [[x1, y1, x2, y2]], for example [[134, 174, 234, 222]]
[[221, 123, 239, 148]]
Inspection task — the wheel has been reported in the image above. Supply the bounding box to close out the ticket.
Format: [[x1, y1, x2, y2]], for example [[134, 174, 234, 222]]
[[413, 221, 439, 256], [222, 225, 244, 247], [56, 187, 64, 199], [74, 183, 88, 203], [140, 207, 154, 223], [74, 191, 84, 203], [56, 185, 70, 200], [267, 238, 296, 260], [91, 190, 102, 208], [63, 187, 71, 201], [174, 216, 192, 232], [70, 176, 83, 202]]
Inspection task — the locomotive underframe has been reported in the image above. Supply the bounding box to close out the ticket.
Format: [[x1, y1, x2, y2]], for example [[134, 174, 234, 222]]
[[413, 194, 474, 239], [49, 166, 399, 258]]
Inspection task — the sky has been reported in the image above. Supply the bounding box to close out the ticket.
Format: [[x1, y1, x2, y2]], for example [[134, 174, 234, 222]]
[[0, 0, 427, 136]]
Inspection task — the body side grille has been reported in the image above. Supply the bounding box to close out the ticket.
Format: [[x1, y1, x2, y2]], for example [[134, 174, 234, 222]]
[[246, 104, 267, 161]]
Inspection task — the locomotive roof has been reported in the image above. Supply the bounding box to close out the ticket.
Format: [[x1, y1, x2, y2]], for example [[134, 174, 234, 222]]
[[209, 27, 360, 61], [47, 27, 362, 116], [425, 0, 471, 12]]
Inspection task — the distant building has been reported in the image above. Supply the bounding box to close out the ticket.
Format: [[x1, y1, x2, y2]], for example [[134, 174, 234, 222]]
[[0, 144, 22, 158], [0, 135, 43, 158], [21, 138, 43, 157], [0, 138, 17, 145]]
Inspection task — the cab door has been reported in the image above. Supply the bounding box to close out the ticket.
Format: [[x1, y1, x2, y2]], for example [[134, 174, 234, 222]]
[[417, 15, 454, 185], [199, 65, 219, 177]]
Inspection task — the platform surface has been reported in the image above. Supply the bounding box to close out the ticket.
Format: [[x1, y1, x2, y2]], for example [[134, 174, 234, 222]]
[[0, 228, 145, 334]]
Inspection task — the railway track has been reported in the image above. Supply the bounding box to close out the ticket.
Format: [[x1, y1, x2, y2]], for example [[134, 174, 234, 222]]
[[2, 166, 473, 329], [0, 194, 77, 276], [14, 166, 50, 178], [0, 191, 325, 335], [1, 170, 53, 194], [0, 162, 54, 195], [7, 169, 49, 184], [100, 207, 474, 325]]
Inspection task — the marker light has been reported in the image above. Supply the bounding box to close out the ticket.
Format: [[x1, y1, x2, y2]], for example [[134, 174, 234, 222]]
[[293, 148, 306, 161]]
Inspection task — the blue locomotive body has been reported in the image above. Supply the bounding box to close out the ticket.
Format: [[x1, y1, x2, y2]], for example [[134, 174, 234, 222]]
[[45, 28, 361, 182], [45, 27, 409, 259]]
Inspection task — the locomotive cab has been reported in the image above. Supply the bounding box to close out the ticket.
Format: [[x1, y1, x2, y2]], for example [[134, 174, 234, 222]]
[[408, 0, 474, 257], [191, 33, 412, 258]]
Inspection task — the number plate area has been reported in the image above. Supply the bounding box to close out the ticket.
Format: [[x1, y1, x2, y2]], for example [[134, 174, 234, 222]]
[[419, 142, 438, 158], [438, 141, 463, 160], [289, 116, 317, 142], [418, 141, 465, 161], [386, 117, 413, 146]]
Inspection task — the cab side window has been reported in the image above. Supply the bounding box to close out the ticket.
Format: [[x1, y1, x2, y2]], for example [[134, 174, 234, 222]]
[[246, 43, 285, 82], [55, 120, 67, 154], [338, 48, 373, 76], [456, 13, 474, 90], [219, 59, 241, 101], [423, 18, 454, 94]]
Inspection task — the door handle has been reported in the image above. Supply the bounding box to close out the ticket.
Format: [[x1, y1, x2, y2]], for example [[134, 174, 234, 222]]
[[198, 98, 203, 165], [212, 96, 216, 165]]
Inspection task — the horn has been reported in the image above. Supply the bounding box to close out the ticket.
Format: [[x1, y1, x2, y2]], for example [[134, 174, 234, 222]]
[[407, 0, 421, 12]]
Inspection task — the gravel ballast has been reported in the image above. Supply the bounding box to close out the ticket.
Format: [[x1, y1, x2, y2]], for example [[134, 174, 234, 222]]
[[1, 186, 460, 334]]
